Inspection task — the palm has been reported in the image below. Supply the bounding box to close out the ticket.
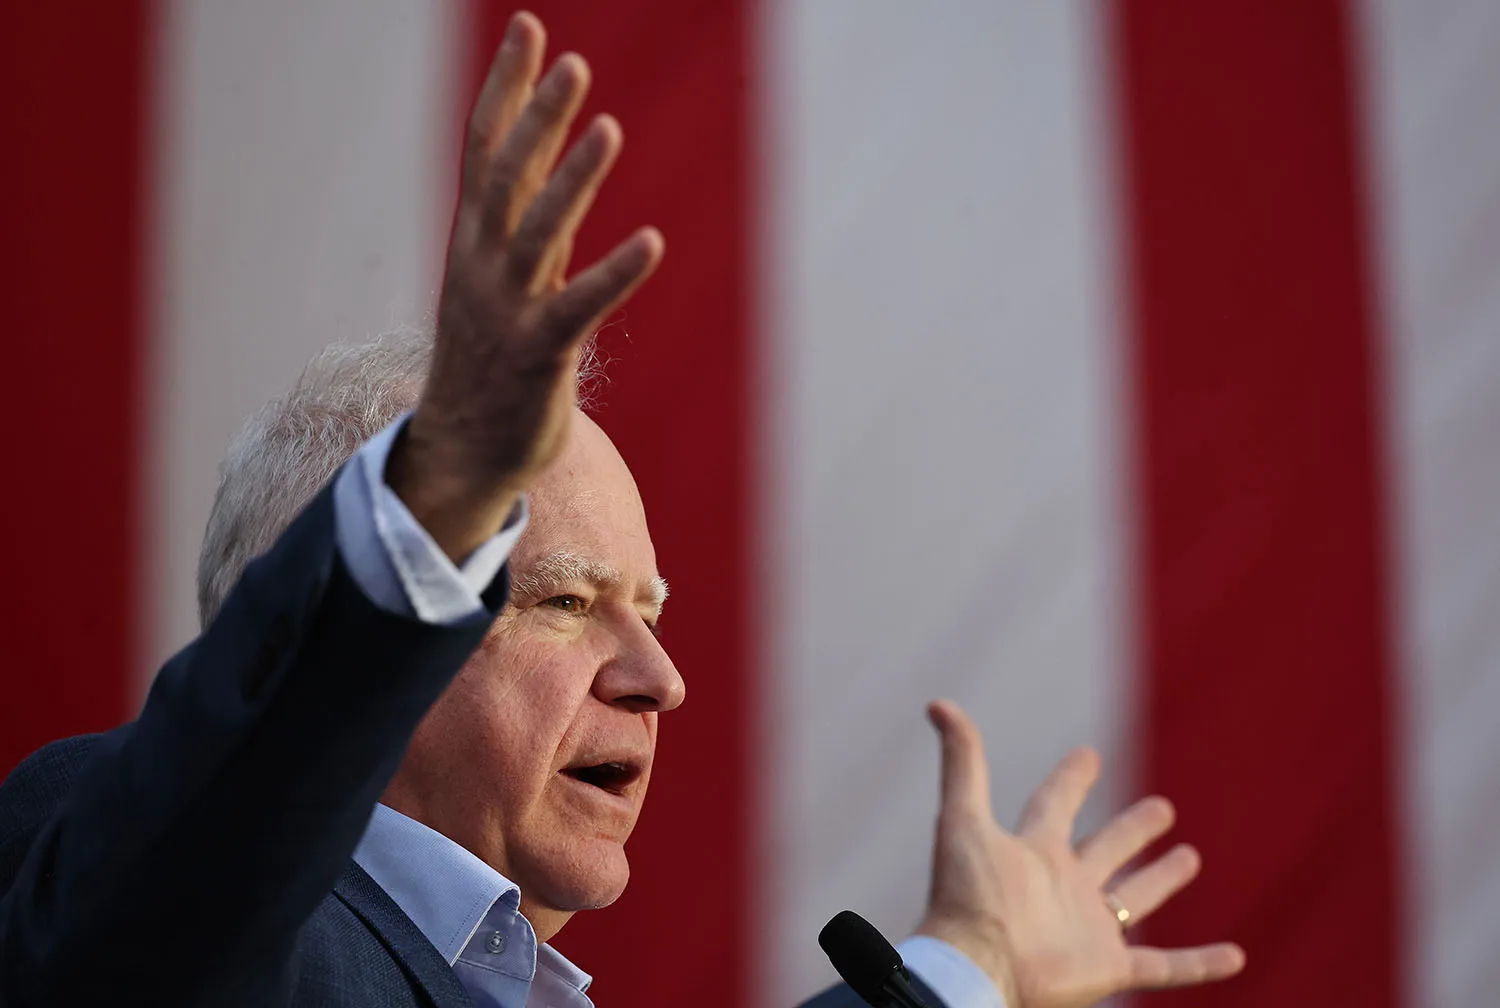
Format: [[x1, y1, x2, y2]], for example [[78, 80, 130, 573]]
[[996, 844, 1131, 996], [916, 701, 1244, 1008]]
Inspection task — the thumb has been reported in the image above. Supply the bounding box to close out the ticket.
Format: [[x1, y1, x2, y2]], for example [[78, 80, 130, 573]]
[[927, 699, 994, 823]]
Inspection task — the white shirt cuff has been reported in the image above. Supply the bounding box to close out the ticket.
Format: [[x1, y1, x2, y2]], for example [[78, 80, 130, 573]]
[[898, 936, 1006, 1008], [333, 413, 527, 624]]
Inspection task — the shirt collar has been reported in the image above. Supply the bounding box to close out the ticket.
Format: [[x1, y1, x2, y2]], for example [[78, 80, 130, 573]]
[[537, 943, 593, 996], [352, 802, 519, 964]]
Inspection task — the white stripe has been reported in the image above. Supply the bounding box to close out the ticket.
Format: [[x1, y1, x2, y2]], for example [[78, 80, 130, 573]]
[[1360, 1, 1500, 1004], [141, 0, 464, 684], [759, 3, 1129, 1003]]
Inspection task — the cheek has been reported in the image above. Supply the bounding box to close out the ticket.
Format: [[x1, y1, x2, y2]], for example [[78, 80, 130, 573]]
[[406, 642, 551, 789], [453, 631, 602, 774]]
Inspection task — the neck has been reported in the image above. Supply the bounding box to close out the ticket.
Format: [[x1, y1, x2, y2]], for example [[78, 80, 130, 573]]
[[520, 897, 574, 944], [376, 791, 577, 943]]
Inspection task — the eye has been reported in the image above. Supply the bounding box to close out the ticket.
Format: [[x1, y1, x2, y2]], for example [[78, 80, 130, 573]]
[[645, 619, 662, 639], [542, 594, 587, 614]]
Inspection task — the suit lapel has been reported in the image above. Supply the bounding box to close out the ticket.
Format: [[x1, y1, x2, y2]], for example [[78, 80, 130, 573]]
[[333, 861, 475, 1008]]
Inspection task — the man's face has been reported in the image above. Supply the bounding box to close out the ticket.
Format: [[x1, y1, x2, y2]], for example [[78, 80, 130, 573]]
[[384, 413, 684, 926]]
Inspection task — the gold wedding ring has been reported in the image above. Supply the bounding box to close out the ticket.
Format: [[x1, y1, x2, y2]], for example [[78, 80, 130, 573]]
[[1104, 893, 1131, 930]]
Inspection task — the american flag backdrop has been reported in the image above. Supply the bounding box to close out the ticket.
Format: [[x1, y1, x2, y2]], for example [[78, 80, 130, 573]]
[[4, 2, 1500, 1006]]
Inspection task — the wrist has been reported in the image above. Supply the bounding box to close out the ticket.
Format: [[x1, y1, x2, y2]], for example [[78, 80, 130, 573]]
[[385, 419, 523, 563], [915, 914, 1020, 1008]]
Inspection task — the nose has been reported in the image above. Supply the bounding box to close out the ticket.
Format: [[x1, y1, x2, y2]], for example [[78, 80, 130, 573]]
[[593, 618, 686, 714]]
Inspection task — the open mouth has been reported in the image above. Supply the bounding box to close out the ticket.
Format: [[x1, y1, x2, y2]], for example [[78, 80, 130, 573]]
[[560, 761, 641, 796]]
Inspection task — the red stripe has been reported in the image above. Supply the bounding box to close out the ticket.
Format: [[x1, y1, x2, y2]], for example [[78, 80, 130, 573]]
[[466, 4, 752, 1005], [0, 3, 150, 774], [1111, 3, 1403, 1004]]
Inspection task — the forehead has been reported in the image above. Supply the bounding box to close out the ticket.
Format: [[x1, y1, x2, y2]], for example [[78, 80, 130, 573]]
[[513, 415, 657, 577]]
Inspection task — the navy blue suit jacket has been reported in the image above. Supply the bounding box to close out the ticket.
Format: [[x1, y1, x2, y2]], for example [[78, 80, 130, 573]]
[[0, 481, 940, 1007]]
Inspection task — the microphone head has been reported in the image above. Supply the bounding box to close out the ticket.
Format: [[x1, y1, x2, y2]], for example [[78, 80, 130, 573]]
[[819, 910, 904, 1005]]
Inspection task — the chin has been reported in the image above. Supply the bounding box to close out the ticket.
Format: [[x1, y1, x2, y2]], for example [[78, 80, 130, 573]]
[[525, 837, 632, 912]]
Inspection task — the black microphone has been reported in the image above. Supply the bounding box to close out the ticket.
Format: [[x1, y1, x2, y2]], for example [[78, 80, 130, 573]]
[[818, 910, 933, 1008]]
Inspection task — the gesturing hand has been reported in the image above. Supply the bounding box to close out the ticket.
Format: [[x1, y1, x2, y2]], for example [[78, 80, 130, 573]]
[[389, 11, 664, 560], [914, 701, 1245, 1008]]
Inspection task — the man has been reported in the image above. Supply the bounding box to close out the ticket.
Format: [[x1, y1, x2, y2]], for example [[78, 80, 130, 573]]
[[0, 12, 1243, 1007]]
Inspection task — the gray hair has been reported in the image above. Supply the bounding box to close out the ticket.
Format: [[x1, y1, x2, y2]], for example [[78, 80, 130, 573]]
[[195, 327, 431, 626], [195, 327, 609, 628]]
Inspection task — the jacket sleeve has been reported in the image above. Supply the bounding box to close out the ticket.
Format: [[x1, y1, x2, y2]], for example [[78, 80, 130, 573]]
[[0, 477, 507, 1005], [797, 974, 947, 1008]]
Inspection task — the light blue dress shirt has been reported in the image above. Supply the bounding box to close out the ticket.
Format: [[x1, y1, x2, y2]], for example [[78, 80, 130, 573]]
[[332, 415, 1004, 1008], [333, 416, 528, 623], [354, 804, 591, 1008]]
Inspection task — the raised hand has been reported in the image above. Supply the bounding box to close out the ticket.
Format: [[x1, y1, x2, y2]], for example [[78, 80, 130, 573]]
[[914, 700, 1245, 1008], [388, 11, 664, 560]]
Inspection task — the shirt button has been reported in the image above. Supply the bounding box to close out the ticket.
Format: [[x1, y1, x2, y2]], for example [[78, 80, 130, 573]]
[[486, 931, 506, 954]]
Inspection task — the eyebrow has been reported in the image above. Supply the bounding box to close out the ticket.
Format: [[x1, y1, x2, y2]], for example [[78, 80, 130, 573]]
[[511, 550, 670, 611]]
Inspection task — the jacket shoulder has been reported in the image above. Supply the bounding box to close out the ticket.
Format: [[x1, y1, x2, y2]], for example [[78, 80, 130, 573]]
[[0, 733, 107, 891], [289, 890, 431, 1006]]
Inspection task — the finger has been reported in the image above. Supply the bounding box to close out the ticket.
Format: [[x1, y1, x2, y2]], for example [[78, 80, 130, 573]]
[[507, 115, 623, 291], [463, 12, 546, 200], [542, 227, 665, 343], [1106, 843, 1201, 924], [1076, 795, 1175, 882], [479, 52, 592, 242], [528, 115, 622, 287], [1015, 746, 1100, 844], [515, 76, 594, 226], [1126, 942, 1246, 989], [926, 699, 993, 822], [544, 234, 574, 293]]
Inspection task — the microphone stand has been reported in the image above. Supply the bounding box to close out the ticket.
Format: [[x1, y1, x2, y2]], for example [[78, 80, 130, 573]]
[[877, 965, 932, 1008]]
